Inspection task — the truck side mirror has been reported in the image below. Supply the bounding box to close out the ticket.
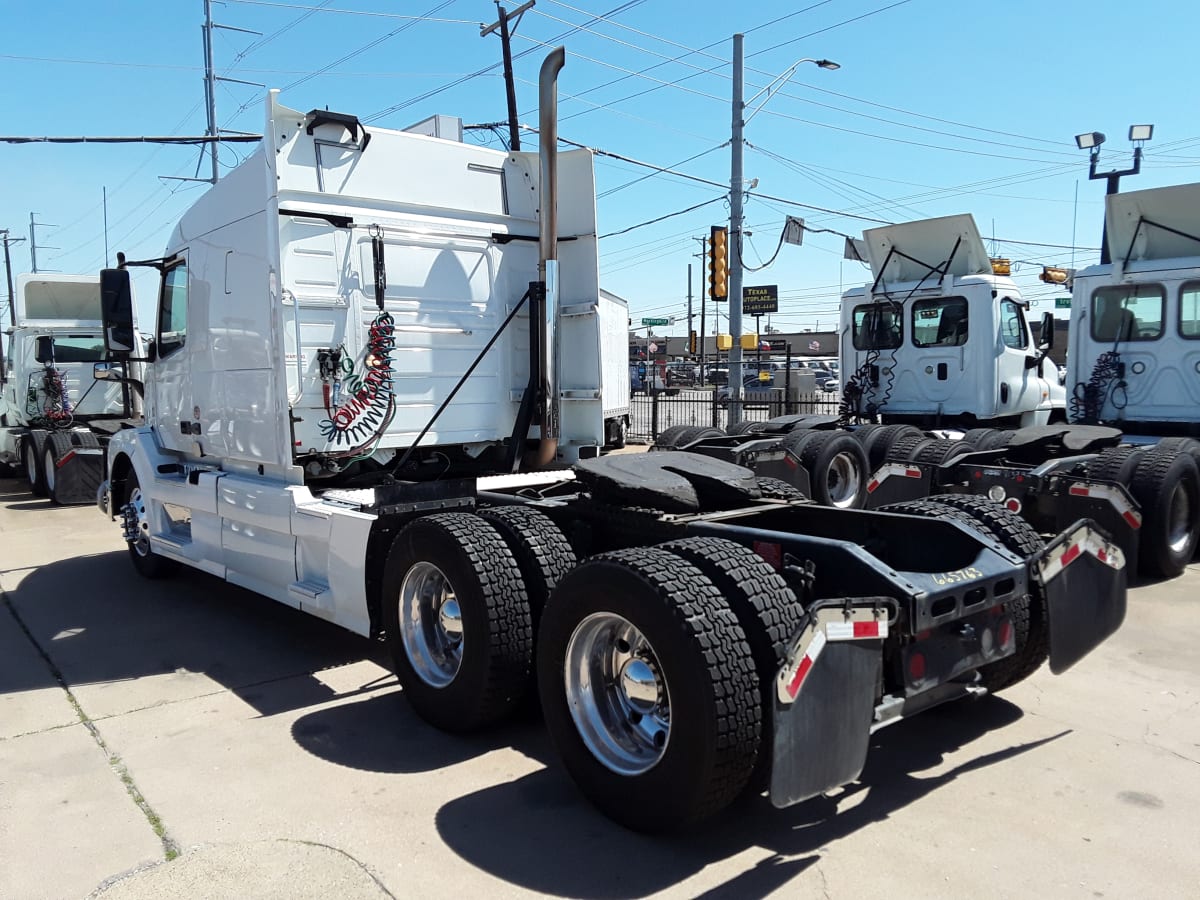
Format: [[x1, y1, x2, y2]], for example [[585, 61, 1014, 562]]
[[1038, 311, 1055, 351], [93, 362, 118, 381], [100, 267, 136, 356], [34, 336, 55, 364]]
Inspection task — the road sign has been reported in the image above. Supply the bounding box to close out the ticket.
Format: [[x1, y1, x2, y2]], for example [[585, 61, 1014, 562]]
[[743, 284, 779, 315], [641, 317, 669, 326], [1055, 297, 1072, 309]]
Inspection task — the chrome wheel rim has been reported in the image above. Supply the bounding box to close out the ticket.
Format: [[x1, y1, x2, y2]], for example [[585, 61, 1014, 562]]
[[128, 487, 153, 557], [43, 447, 56, 493], [564, 612, 670, 776], [399, 562, 464, 688], [826, 451, 863, 508], [1167, 482, 1195, 554], [24, 442, 37, 483]]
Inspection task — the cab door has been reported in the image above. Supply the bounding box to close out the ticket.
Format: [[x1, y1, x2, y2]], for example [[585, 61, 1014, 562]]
[[995, 297, 1050, 422], [150, 255, 195, 455]]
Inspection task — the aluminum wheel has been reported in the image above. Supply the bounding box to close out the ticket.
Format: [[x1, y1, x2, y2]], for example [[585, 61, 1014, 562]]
[[126, 487, 154, 558], [43, 445, 57, 495], [825, 451, 864, 508], [1167, 481, 1195, 555], [564, 611, 671, 776], [399, 561, 465, 688], [23, 440, 38, 483]]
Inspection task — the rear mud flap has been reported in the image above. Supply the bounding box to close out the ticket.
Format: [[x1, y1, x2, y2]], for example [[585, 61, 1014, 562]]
[[863, 463, 931, 508], [769, 604, 886, 809], [1038, 520, 1127, 674]]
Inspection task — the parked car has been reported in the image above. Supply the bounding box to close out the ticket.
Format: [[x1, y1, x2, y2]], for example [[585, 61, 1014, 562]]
[[717, 373, 779, 408], [665, 362, 697, 387]]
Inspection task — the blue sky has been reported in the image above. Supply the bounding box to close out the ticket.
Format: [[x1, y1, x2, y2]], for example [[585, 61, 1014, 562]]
[[3, 0, 1197, 333]]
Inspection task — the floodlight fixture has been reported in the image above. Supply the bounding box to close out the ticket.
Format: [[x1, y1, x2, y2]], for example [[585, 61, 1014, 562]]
[[1129, 124, 1154, 142], [1075, 131, 1106, 150]]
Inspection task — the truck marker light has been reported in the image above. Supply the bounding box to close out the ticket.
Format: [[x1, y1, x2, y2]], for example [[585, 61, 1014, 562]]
[[998, 619, 1013, 649]]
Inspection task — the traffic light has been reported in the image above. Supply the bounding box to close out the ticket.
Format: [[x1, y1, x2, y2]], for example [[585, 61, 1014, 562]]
[[688, 330, 698, 354], [1040, 266, 1071, 285], [709, 226, 729, 300]]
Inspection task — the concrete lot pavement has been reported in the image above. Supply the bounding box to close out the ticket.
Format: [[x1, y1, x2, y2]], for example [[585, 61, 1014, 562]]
[[1, 475, 1198, 899]]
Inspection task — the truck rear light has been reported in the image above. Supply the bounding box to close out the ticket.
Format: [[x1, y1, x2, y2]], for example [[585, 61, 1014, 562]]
[[908, 651, 926, 682], [1005, 497, 1022, 514], [987, 485, 1006, 502], [998, 619, 1013, 649]]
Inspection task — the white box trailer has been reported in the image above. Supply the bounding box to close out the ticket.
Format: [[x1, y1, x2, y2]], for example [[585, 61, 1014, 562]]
[[0, 273, 140, 502]]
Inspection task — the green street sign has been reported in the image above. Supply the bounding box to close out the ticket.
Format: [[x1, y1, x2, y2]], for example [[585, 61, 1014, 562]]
[[1054, 297, 1072, 309], [641, 317, 669, 326]]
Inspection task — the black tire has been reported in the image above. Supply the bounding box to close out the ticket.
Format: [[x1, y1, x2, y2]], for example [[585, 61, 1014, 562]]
[[863, 424, 923, 470], [606, 417, 627, 450], [976, 430, 1016, 452], [383, 513, 533, 732], [42, 431, 76, 505], [477, 506, 576, 636], [1088, 444, 1143, 486], [878, 494, 1048, 692], [1128, 448, 1200, 578], [121, 469, 179, 579], [654, 425, 693, 450], [850, 423, 886, 449], [797, 431, 869, 508], [726, 419, 764, 436], [780, 427, 825, 456], [537, 547, 760, 831], [961, 428, 997, 448], [1153, 437, 1200, 463], [913, 438, 972, 466], [22, 432, 47, 497], [656, 537, 797, 792], [886, 434, 933, 464], [919, 494, 1047, 691], [755, 476, 806, 501]]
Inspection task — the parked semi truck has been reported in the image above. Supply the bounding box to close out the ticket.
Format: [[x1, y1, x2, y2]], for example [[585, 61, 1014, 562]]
[[0, 273, 141, 503], [95, 51, 1125, 831]]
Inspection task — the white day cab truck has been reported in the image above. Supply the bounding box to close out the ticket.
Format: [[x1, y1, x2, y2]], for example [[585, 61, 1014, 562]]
[[816, 195, 1200, 579], [95, 50, 1126, 831], [0, 273, 141, 503]]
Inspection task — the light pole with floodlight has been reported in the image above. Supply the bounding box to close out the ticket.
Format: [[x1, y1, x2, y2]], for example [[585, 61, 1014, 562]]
[[1075, 125, 1154, 264]]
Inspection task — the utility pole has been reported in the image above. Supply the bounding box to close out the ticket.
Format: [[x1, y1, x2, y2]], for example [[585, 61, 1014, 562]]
[[686, 262, 693, 356], [203, 0, 219, 184], [727, 33, 746, 423], [693, 235, 708, 383], [1, 229, 25, 381], [28, 213, 58, 274], [481, 1, 535, 151]]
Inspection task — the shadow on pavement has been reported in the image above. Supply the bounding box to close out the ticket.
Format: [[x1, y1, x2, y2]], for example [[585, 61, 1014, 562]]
[[2, 550, 378, 717], [425, 697, 1064, 899]]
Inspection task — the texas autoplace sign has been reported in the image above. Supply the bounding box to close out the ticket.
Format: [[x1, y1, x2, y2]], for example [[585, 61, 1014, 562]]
[[743, 285, 779, 315]]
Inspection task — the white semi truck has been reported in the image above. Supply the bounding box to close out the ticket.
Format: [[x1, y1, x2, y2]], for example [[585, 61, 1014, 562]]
[[814, 196, 1200, 578], [95, 51, 1126, 831], [0, 273, 141, 502]]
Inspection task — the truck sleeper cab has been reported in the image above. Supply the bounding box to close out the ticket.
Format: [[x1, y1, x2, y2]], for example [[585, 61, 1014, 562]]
[[95, 66, 1126, 832]]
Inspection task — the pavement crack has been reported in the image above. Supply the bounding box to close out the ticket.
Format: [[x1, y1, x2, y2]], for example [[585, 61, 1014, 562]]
[[288, 840, 397, 898], [2, 590, 180, 861]]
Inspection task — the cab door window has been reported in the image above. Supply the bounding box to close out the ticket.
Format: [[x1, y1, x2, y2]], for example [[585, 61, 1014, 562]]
[[1180, 281, 1200, 339], [1000, 298, 1029, 350], [158, 259, 189, 357]]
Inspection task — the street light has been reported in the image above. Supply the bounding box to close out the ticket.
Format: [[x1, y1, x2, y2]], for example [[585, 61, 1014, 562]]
[[1075, 123, 1154, 263], [727, 43, 839, 423]]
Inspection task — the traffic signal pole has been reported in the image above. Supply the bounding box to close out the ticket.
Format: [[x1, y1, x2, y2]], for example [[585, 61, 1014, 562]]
[[727, 33, 746, 424]]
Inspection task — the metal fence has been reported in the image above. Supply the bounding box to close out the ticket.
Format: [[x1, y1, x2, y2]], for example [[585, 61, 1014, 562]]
[[628, 388, 841, 443]]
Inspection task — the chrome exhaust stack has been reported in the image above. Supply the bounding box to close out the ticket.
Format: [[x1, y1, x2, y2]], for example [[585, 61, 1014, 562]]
[[531, 46, 565, 468]]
